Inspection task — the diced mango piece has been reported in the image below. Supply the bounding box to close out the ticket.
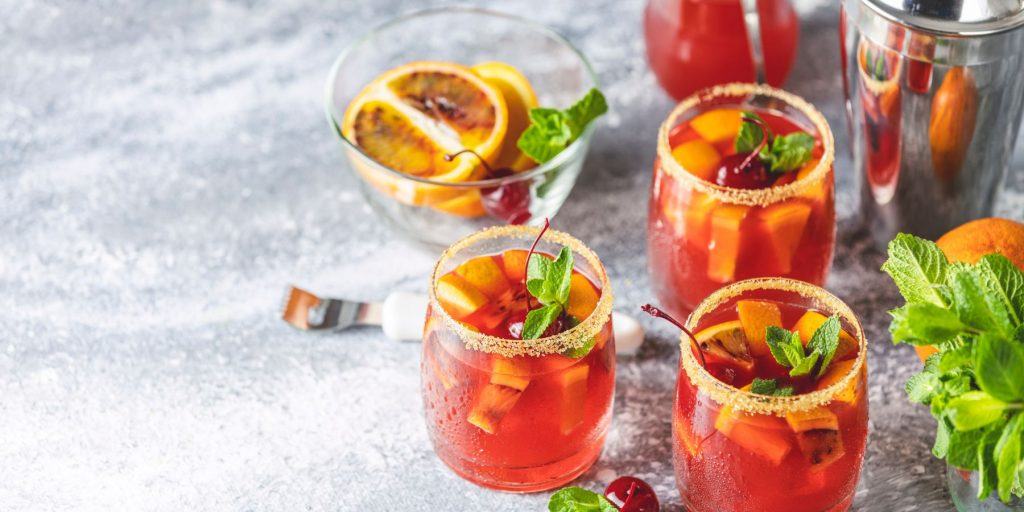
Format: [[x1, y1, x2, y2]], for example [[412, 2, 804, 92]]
[[707, 204, 750, 283], [674, 420, 702, 459], [690, 109, 743, 143], [786, 407, 839, 433], [683, 192, 718, 248], [736, 300, 781, 357], [566, 273, 600, 321], [467, 384, 524, 434], [796, 429, 846, 470], [455, 256, 510, 299], [815, 358, 860, 404], [436, 273, 489, 319], [758, 201, 812, 274], [715, 399, 792, 465], [793, 311, 858, 361], [559, 364, 590, 434], [490, 357, 531, 391], [501, 249, 529, 282], [694, 320, 754, 371], [672, 139, 722, 181]]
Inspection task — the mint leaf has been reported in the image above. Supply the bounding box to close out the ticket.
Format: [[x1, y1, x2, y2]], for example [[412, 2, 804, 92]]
[[548, 486, 618, 512], [789, 351, 820, 377], [951, 265, 1017, 337], [947, 391, 1008, 431], [762, 132, 815, 173], [934, 418, 951, 458], [889, 303, 967, 345], [750, 377, 794, 396], [995, 412, 1024, 502], [978, 424, 1003, 500], [807, 315, 842, 377], [518, 89, 607, 164], [881, 234, 950, 307], [522, 303, 563, 340], [766, 326, 801, 368], [735, 112, 767, 153], [977, 255, 1024, 329], [551, 248, 574, 306], [949, 427, 986, 470], [975, 334, 1024, 402], [906, 372, 941, 404]]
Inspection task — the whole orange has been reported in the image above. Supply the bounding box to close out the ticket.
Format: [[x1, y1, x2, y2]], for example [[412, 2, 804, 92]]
[[914, 218, 1024, 362]]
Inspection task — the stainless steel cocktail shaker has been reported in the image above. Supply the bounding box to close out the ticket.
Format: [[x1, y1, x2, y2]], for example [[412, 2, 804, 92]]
[[840, 0, 1024, 245]]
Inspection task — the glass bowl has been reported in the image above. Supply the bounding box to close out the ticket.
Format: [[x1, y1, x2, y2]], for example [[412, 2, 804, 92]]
[[325, 7, 599, 248]]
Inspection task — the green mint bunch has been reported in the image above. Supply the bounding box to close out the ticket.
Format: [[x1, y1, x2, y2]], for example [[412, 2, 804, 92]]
[[547, 487, 617, 512], [517, 88, 607, 164], [882, 233, 1024, 502], [750, 377, 795, 397], [765, 316, 842, 379], [735, 112, 815, 174]]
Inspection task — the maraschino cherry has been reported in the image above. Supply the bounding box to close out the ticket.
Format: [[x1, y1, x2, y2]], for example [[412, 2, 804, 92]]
[[444, 150, 531, 224], [605, 476, 660, 512], [712, 116, 776, 190]]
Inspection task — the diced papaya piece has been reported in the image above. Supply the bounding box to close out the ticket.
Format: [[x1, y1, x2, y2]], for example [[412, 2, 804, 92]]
[[467, 384, 524, 434], [490, 357, 531, 391], [786, 407, 839, 433], [436, 273, 489, 319], [559, 364, 590, 434], [759, 201, 812, 274], [715, 400, 792, 465], [455, 256, 510, 299], [566, 273, 600, 321], [694, 320, 754, 371], [793, 311, 858, 361], [500, 249, 529, 282], [690, 109, 743, 143], [736, 300, 781, 357], [707, 204, 750, 283], [672, 139, 722, 181], [683, 191, 718, 248], [796, 429, 846, 470], [674, 420, 702, 459], [816, 358, 861, 404]]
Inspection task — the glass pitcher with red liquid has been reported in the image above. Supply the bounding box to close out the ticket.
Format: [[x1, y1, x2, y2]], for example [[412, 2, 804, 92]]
[[644, 0, 800, 100]]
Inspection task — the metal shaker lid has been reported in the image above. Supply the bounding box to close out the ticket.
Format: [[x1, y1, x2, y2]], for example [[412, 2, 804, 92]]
[[864, 0, 1024, 35]]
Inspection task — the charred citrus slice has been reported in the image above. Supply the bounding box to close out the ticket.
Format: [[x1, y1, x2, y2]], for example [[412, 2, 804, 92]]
[[694, 320, 754, 371], [342, 61, 508, 209], [471, 61, 538, 172], [736, 300, 782, 357]]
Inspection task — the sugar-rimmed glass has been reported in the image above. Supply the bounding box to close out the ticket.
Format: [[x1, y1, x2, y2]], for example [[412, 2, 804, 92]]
[[674, 278, 868, 512], [422, 225, 615, 492], [325, 7, 599, 248], [648, 83, 837, 317]]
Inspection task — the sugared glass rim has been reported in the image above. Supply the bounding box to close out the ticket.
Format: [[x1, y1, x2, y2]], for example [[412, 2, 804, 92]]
[[428, 225, 614, 358], [323, 6, 600, 189], [656, 83, 835, 207], [681, 278, 867, 415]]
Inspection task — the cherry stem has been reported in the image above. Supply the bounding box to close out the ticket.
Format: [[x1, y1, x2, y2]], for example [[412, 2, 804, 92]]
[[523, 218, 551, 311], [738, 116, 773, 172], [640, 303, 707, 369], [444, 149, 494, 175]]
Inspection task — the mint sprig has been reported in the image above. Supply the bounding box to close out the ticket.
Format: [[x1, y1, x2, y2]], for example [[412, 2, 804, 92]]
[[882, 233, 1024, 502], [522, 247, 574, 340], [517, 88, 607, 164], [765, 316, 841, 378], [547, 486, 617, 512], [750, 377, 795, 397], [734, 111, 815, 174]]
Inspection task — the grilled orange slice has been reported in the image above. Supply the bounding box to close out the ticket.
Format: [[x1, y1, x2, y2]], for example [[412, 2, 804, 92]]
[[471, 62, 538, 171]]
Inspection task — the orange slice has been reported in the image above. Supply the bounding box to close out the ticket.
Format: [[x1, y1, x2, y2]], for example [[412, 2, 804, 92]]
[[707, 204, 750, 283], [793, 311, 858, 361], [714, 388, 792, 465], [736, 300, 782, 357], [758, 201, 812, 275], [786, 407, 839, 433], [490, 356, 531, 391], [816, 358, 861, 404], [672, 139, 721, 181], [436, 273, 489, 319], [566, 273, 600, 321], [455, 256, 510, 299], [559, 364, 590, 434], [694, 320, 754, 371], [690, 109, 743, 144], [682, 191, 718, 248], [471, 62, 538, 172], [500, 249, 529, 282], [342, 61, 508, 207], [468, 384, 524, 434]]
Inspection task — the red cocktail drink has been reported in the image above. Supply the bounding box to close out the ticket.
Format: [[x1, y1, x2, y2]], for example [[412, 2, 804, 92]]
[[422, 225, 615, 492], [673, 278, 868, 512], [648, 83, 836, 317]]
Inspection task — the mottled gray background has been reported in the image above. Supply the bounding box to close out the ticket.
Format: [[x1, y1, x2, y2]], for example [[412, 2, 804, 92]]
[[3, 0, 1023, 511]]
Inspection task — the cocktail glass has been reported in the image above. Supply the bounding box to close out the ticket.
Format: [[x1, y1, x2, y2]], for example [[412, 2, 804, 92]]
[[648, 83, 836, 317], [422, 225, 615, 492]]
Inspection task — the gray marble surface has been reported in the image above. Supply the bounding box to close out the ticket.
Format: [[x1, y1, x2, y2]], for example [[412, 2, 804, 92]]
[[3, 1, 1024, 511]]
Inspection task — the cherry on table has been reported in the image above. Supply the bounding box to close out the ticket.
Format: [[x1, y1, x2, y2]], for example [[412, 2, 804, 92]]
[[605, 476, 660, 512]]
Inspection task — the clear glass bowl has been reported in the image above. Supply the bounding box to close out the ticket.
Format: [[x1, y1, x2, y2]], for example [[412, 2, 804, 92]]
[[325, 7, 599, 248], [948, 466, 1024, 511]]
